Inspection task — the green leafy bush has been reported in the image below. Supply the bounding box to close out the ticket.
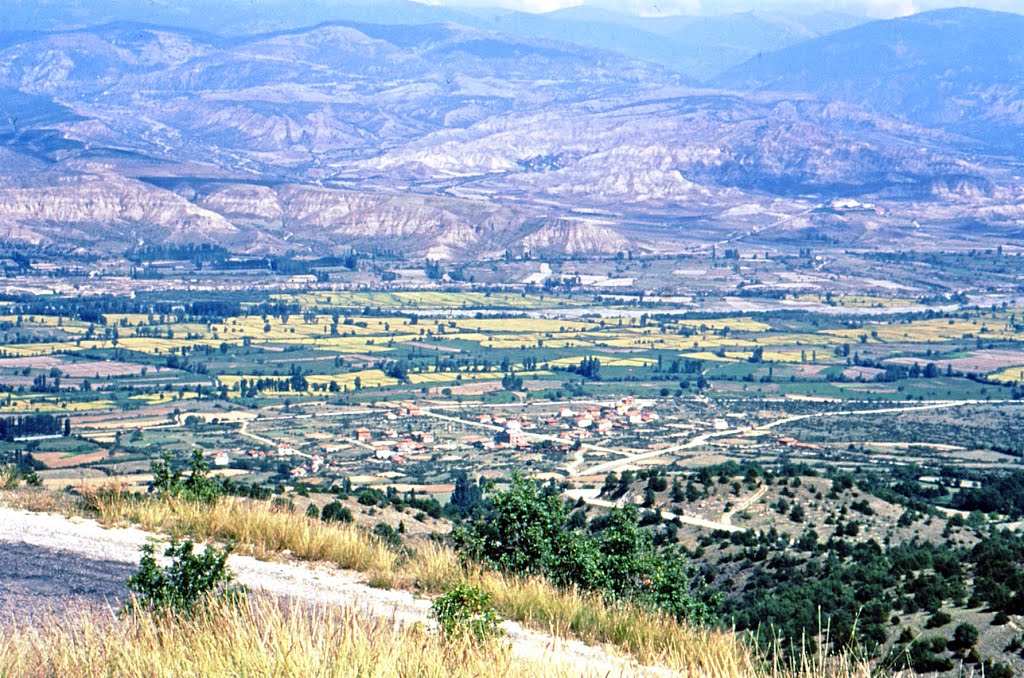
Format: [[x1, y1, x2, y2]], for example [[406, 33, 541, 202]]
[[321, 501, 353, 523], [431, 585, 502, 641], [948, 622, 979, 652], [0, 464, 19, 489], [373, 522, 403, 548], [452, 472, 716, 625], [0, 462, 41, 489], [149, 450, 223, 504], [126, 539, 241, 615]]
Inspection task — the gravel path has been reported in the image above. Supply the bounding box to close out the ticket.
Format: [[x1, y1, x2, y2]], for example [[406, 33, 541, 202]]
[[0, 542, 133, 625], [0, 506, 675, 677]]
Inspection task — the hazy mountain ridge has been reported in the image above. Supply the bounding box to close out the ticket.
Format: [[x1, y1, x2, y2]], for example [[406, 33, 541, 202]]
[[2, 0, 864, 81], [0, 10, 1021, 258], [717, 8, 1024, 153], [357, 95, 990, 200]]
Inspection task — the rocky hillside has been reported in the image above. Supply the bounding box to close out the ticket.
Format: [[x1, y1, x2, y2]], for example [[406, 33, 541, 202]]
[[0, 12, 1021, 259]]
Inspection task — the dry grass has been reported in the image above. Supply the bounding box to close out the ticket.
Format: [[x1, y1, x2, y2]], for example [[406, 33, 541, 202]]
[[0, 596, 579, 678], [82, 493, 754, 674], [0, 487, 71, 513], [88, 493, 400, 574], [0, 489, 873, 677], [473, 574, 757, 676]]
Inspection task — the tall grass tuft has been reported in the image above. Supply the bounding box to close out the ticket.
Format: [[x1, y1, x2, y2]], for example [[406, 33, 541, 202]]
[[88, 493, 399, 573], [0, 595, 581, 678]]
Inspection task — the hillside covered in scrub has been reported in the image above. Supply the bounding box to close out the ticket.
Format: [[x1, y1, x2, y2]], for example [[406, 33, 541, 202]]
[[1, 463, 860, 678], [4, 445, 1024, 676]]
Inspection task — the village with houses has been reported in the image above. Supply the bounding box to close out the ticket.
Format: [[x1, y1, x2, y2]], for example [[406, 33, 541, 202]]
[[185, 394, 879, 509]]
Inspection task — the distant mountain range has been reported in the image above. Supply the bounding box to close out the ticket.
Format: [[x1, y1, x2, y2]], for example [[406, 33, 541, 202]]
[[1, 0, 865, 81], [0, 6, 1022, 259], [718, 8, 1024, 154]]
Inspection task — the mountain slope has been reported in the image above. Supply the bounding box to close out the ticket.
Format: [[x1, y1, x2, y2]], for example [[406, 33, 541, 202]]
[[0, 18, 1021, 259], [1, 0, 863, 81], [717, 8, 1024, 153]]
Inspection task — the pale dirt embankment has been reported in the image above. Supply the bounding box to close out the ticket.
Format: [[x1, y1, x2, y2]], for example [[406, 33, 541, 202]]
[[0, 506, 674, 677]]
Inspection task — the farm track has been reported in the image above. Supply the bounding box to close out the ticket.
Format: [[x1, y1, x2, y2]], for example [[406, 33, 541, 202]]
[[237, 419, 277, 448], [721, 486, 768, 527]]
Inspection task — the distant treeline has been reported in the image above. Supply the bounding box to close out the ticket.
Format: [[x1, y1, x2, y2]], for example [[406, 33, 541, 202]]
[[125, 243, 230, 263], [0, 413, 67, 441], [125, 243, 401, 274], [0, 294, 293, 324]]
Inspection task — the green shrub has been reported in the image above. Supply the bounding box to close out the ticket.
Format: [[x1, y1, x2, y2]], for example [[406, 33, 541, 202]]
[[321, 501, 353, 523], [150, 450, 223, 504], [357, 490, 381, 506], [0, 463, 41, 489], [431, 585, 502, 641], [452, 472, 716, 625], [373, 522, 403, 548], [126, 539, 241, 615], [982, 660, 1016, 678], [0, 464, 19, 490], [948, 622, 979, 651]]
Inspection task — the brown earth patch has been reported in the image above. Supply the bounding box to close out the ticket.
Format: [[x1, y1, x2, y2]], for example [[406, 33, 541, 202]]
[[429, 381, 503, 396], [842, 366, 885, 380], [0, 356, 157, 378], [33, 450, 110, 469]]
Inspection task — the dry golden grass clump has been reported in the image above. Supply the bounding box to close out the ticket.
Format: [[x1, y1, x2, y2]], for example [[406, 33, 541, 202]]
[[0, 596, 578, 678], [81, 493, 758, 675]]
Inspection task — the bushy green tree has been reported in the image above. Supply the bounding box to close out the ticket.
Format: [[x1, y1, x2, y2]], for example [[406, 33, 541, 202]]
[[453, 473, 566, 575], [149, 450, 222, 504], [126, 539, 240, 615], [949, 622, 979, 652], [452, 473, 714, 624], [321, 501, 353, 523]]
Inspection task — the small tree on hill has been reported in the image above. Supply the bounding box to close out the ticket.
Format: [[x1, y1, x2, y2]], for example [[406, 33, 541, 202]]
[[149, 450, 223, 504], [126, 539, 241, 615]]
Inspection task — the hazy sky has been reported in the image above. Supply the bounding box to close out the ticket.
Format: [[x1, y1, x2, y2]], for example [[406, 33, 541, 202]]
[[413, 0, 1024, 17]]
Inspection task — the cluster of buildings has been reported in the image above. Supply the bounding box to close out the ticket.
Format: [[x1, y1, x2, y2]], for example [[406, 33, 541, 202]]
[[484, 397, 661, 449], [235, 444, 327, 478], [286, 452, 325, 478], [353, 425, 437, 464], [239, 397, 671, 480]]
